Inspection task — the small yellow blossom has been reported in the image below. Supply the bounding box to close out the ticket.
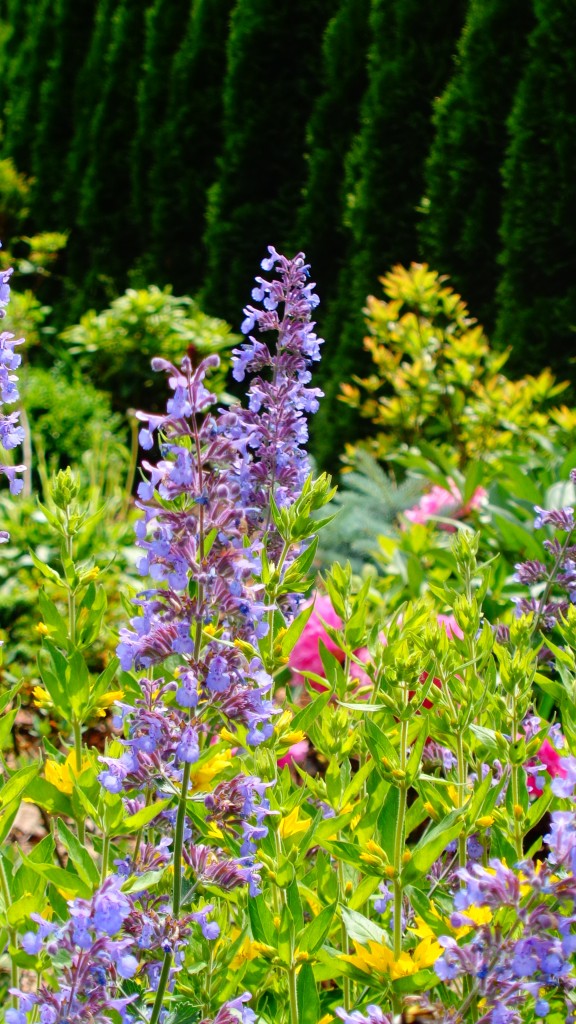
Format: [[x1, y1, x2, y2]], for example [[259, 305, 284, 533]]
[[229, 933, 273, 970], [219, 727, 238, 745], [360, 839, 388, 867], [83, 567, 100, 582], [45, 751, 91, 794], [92, 689, 124, 718], [36, 622, 50, 637], [190, 750, 232, 793], [317, 1015, 333, 1024], [33, 685, 52, 709], [279, 806, 310, 839], [476, 815, 494, 829]]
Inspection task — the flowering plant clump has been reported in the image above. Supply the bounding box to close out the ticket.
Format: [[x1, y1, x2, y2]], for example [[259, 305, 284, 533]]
[[4, 244, 576, 1024]]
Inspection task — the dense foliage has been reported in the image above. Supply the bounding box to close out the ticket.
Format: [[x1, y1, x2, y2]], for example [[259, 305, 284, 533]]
[[2, 245, 576, 1024], [1, 0, 575, 429]]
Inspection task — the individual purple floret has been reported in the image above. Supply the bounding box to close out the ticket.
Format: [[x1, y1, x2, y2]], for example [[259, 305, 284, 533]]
[[202, 991, 257, 1024], [336, 1006, 394, 1024], [534, 505, 575, 532]]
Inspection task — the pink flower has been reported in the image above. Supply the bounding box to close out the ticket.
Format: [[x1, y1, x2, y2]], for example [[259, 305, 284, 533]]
[[437, 614, 464, 640], [526, 739, 567, 796], [405, 480, 487, 531], [289, 594, 344, 689], [278, 739, 309, 768]]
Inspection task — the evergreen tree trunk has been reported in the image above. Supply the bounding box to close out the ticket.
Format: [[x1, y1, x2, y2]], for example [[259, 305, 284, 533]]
[[295, 0, 371, 325], [419, 0, 534, 331], [200, 0, 333, 325], [495, 0, 576, 376], [31, 0, 98, 230], [131, 0, 192, 257], [148, 0, 235, 293], [313, 0, 466, 471]]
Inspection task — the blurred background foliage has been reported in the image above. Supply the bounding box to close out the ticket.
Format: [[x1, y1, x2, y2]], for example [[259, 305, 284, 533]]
[[0, 0, 573, 472]]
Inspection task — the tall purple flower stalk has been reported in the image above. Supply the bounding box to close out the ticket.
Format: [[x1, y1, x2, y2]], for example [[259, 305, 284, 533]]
[[91, 248, 324, 1022], [0, 254, 26, 511]]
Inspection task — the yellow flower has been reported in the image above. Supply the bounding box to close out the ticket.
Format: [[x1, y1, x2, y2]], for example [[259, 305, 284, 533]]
[[36, 622, 50, 637], [342, 937, 441, 980], [33, 685, 52, 709], [274, 710, 306, 747], [190, 750, 232, 793], [279, 806, 310, 839], [45, 751, 91, 794], [92, 689, 124, 718], [229, 933, 272, 970]]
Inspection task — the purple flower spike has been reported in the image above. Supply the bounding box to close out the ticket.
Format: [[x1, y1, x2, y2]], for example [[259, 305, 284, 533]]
[[0, 249, 26, 514]]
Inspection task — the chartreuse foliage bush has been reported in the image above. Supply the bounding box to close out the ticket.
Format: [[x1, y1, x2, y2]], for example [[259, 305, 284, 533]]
[[60, 285, 238, 415], [331, 263, 576, 620], [4, 248, 576, 1024], [339, 263, 570, 469]]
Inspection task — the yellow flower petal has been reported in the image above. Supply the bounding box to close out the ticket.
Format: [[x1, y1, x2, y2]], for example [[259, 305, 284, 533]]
[[279, 806, 310, 838]]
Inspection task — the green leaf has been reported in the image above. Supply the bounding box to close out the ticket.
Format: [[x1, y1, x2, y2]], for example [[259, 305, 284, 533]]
[[7, 893, 47, 928], [365, 719, 400, 770], [300, 902, 336, 954], [341, 907, 387, 946], [277, 903, 294, 965], [28, 549, 63, 585], [281, 601, 316, 660], [348, 874, 382, 910], [18, 851, 92, 898], [297, 963, 320, 1024], [377, 786, 400, 864], [286, 878, 304, 932], [122, 797, 173, 833], [0, 763, 40, 809], [67, 651, 91, 717], [290, 691, 331, 734], [248, 893, 276, 946], [38, 589, 69, 644], [402, 806, 465, 883], [57, 820, 99, 889], [0, 707, 18, 750], [28, 777, 74, 817], [122, 869, 166, 895]]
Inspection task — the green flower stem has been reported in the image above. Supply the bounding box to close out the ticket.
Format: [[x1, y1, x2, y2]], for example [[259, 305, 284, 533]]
[[148, 759, 192, 1024], [149, 949, 173, 1024], [287, 964, 299, 1024], [393, 712, 409, 962], [0, 855, 18, 1005], [100, 831, 110, 885], [456, 730, 467, 870], [510, 704, 524, 860], [72, 716, 85, 846], [337, 857, 351, 1012]]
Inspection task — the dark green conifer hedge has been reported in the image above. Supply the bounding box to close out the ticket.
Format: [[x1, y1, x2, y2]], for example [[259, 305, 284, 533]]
[[419, 0, 534, 330], [495, 0, 576, 375], [200, 0, 333, 324], [148, 0, 235, 295]]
